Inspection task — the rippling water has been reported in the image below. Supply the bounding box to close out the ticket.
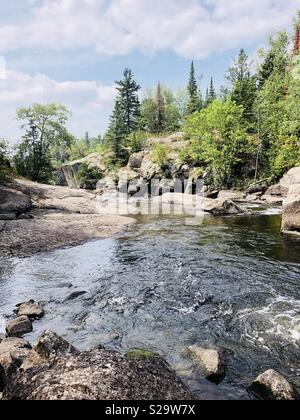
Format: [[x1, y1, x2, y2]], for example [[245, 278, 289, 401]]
[[0, 213, 300, 400]]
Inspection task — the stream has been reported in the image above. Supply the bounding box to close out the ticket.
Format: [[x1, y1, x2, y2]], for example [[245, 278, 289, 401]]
[[0, 212, 300, 400]]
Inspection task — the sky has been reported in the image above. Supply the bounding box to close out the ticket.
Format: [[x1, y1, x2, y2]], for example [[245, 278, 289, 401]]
[[0, 0, 300, 144]]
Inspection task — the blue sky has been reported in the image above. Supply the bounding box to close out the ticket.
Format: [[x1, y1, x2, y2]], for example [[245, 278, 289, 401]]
[[0, 0, 300, 143]]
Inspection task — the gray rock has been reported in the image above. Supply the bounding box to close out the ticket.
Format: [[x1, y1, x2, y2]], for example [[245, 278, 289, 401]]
[[187, 346, 225, 384], [281, 167, 300, 237], [16, 301, 44, 320], [6, 316, 33, 338], [3, 346, 194, 400], [0, 334, 6, 343], [203, 199, 243, 216], [0, 187, 32, 215], [63, 291, 87, 302], [249, 369, 299, 401], [33, 330, 78, 360], [128, 152, 144, 170], [0, 338, 32, 391], [0, 213, 17, 221]]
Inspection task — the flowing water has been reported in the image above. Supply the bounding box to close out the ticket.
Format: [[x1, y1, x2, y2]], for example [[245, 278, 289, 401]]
[[0, 212, 300, 399]]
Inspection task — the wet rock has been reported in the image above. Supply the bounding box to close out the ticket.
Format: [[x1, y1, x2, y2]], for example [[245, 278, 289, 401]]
[[246, 184, 268, 195], [0, 338, 32, 391], [6, 316, 33, 338], [249, 369, 299, 401], [63, 291, 87, 302], [3, 345, 194, 400], [57, 283, 73, 289], [16, 301, 44, 320], [33, 330, 78, 360], [203, 199, 243, 216], [126, 349, 159, 360], [17, 213, 35, 220], [187, 346, 225, 384]]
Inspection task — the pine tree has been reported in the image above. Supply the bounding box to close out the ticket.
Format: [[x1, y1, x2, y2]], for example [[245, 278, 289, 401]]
[[205, 77, 217, 106], [155, 82, 165, 132], [115, 68, 141, 135], [186, 61, 202, 114], [107, 98, 127, 163], [227, 49, 257, 121], [258, 51, 275, 88]]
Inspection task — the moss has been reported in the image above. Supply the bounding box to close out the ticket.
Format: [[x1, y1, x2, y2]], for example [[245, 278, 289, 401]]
[[125, 348, 159, 360]]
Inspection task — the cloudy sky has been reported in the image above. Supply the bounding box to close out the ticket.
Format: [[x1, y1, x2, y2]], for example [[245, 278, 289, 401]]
[[1, 0, 300, 144]]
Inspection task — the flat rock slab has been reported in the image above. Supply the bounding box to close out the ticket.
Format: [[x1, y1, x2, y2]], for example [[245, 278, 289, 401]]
[[3, 348, 194, 400], [249, 369, 299, 401], [6, 316, 33, 338]]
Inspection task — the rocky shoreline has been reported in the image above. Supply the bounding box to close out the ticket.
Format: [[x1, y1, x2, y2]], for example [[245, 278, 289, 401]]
[[0, 178, 134, 258]]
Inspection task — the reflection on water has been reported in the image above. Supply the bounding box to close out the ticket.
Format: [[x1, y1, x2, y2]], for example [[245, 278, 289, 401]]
[[0, 213, 299, 400]]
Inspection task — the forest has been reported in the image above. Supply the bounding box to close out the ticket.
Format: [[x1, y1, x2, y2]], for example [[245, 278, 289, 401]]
[[1, 11, 300, 190]]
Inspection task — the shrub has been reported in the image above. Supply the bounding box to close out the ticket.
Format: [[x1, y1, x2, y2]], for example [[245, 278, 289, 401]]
[[75, 163, 103, 190]]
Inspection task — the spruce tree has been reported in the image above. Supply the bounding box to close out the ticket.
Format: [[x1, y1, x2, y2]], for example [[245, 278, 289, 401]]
[[155, 82, 165, 132], [205, 77, 217, 106], [107, 98, 127, 163], [186, 61, 202, 114], [115, 68, 141, 135], [227, 49, 257, 121]]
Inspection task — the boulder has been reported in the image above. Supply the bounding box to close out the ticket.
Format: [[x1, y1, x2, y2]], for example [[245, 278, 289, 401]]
[[187, 346, 225, 384], [0, 338, 32, 391], [33, 330, 78, 360], [0, 187, 32, 216], [128, 152, 144, 170], [16, 301, 44, 320], [203, 199, 243, 216], [6, 316, 33, 338], [0, 213, 17, 221], [140, 155, 163, 181], [281, 167, 300, 237], [58, 153, 106, 189], [218, 190, 246, 201], [246, 184, 268, 195], [3, 346, 194, 400], [249, 369, 299, 401]]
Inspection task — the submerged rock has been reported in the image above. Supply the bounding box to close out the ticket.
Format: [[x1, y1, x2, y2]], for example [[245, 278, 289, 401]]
[[3, 332, 194, 401], [203, 199, 243, 216], [187, 346, 225, 384], [249, 369, 299, 401], [6, 316, 33, 338], [16, 301, 44, 320], [63, 291, 87, 302]]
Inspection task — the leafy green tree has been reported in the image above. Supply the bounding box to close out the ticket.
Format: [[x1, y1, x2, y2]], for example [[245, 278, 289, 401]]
[[186, 61, 202, 115], [227, 49, 257, 122], [116, 68, 141, 135], [0, 140, 11, 184], [184, 100, 256, 188], [14, 103, 73, 183]]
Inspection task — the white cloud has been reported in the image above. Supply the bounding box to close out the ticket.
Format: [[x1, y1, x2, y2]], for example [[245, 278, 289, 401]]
[[0, 0, 299, 59], [0, 70, 116, 143], [0, 55, 6, 79]]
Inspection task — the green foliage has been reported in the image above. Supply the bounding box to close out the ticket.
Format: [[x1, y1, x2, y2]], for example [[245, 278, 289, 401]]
[[123, 131, 148, 154], [152, 143, 169, 169], [227, 49, 257, 123], [14, 103, 73, 183], [139, 86, 181, 133], [184, 100, 256, 188], [186, 61, 202, 115], [205, 77, 217, 107], [75, 163, 103, 190], [0, 140, 11, 184]]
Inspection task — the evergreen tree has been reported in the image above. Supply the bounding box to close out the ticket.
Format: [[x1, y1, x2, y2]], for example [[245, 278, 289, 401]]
[[292, 12, 300, 56], [115, 68, 141, 135], [155, 82, 165, 132], [107, 98, 127, 163], [205, 77, 217, 106], [227, 49, 257, 121], [186, 61, 202, 114], [258, 51, 275, 88]]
